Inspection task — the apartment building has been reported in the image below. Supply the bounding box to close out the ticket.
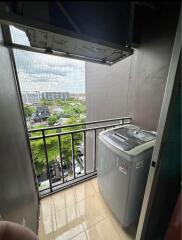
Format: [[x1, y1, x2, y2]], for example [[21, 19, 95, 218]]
[[70, 92, 85, 100], [22, 91, 41, 104], [41, 91, 70, 100]]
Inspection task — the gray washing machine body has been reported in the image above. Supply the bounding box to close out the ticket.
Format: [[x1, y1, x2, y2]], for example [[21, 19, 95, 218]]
[[97, 124, 156, 227]]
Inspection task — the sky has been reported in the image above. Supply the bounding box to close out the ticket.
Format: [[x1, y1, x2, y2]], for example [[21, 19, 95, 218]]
[[11, 26, 85, 93]]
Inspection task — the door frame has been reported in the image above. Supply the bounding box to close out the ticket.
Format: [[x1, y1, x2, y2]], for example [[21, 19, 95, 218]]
[[136, 8, 181, 240]]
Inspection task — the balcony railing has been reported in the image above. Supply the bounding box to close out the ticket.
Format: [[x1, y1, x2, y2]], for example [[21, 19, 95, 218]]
[[29, 117, 131, 197]]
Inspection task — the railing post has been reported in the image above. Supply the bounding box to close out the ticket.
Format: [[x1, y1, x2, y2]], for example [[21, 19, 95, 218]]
[[58, 135, 65, 183], [42, 130, 52, 192], [28, 117, 132, 196], [84, 131, 86, 175], [71, 133, 76, 179], [94, 129, 97, 172]]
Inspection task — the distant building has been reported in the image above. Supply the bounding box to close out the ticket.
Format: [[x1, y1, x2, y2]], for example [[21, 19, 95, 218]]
[[41, 92, 69, 101], [22, 91, 41, 104], [69, 93, 85, 100], [34, 106, 50, 121]]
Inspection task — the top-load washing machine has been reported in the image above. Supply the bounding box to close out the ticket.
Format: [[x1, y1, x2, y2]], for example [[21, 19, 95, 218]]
[[97, 124, 156, 228]]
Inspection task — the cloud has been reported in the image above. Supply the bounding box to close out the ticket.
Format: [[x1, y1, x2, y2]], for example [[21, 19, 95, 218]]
[[13, 49, 85, 93], [11, 26, 85, 93]]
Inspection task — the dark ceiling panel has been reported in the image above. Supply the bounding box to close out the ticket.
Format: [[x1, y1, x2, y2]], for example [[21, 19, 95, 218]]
[[1, 1, 168, 64], [49, 1, 131, 45]]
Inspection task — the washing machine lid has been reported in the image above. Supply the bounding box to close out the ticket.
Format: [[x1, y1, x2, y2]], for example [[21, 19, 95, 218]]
[[102, 125, 156, 151]]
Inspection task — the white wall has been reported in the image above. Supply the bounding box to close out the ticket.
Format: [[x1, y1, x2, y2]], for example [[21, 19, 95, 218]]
[[85, 56, 132, 121], [84, 7, 178, 171], [85, 56, 132, 171]]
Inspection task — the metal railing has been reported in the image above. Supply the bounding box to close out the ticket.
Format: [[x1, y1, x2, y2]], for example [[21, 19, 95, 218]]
[[28, 117, 131, 197]]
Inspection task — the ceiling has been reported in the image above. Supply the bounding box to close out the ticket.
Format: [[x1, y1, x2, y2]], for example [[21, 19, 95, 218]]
[[0, 1, 161, 65]]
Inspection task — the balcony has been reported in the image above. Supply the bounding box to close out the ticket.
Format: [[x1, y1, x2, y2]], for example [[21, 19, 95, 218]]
[[30, 117, 137, 239], [38, 177, 136, 240], [29, 117, 131, 197], [0, 2, 180, 240]]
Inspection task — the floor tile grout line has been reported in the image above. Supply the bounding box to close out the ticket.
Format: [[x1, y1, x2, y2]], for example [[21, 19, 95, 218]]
[[83, 215, 108, 232], [109, 216, 124, 240], [75, 186, 97, 201], [45, 192, 99, 218], [52, 188, 86, 239], [77, 193, 110, 217], [89, 179, 98, 191], [50, 198, 57, 239], [39, 197, 57, 235], [39, 179, 123, 239], [75, 192, 86, 233], [75, 192, 96, 203], [67, 229, 88, 240], [85, 229, 89, 240], [40, 193, 109, 230], [76, 188, 100, 204], [47, 181, 97, 204], [39, 187, 101, 217], [84, 216, 123, 240], [75, 190, 110, 232]]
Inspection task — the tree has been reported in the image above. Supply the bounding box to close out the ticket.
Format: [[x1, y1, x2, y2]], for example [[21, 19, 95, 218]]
[[24, 105, 35, 118], [39, 99, 54, 106], [31, 116, 84, 175], [47, 114, 58, 126], [61, 117, 83, 167]]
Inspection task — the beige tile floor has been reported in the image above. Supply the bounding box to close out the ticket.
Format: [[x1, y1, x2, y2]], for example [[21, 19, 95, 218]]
[[38, 178, 136, 240]]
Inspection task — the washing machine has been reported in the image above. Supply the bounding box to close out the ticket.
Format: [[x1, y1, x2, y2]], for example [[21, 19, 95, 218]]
[[97, 124, 156, 227]]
